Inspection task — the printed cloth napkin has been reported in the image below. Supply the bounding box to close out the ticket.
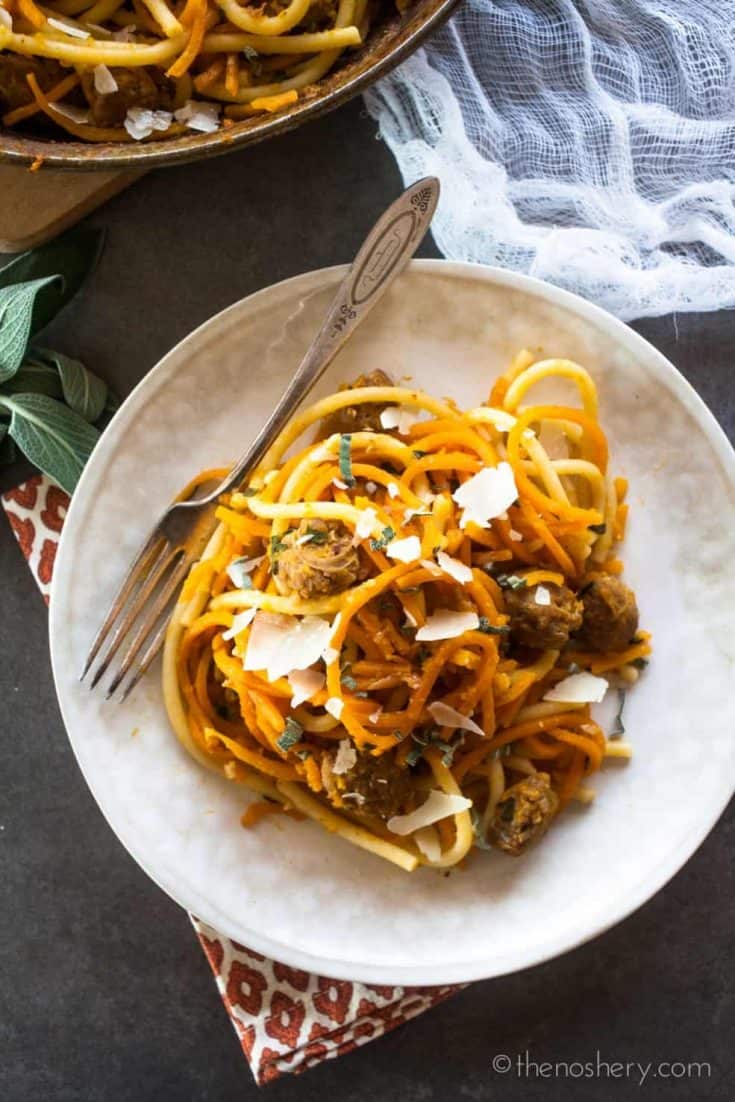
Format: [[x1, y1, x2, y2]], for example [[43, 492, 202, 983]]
[[3, 474, 462, 1085]]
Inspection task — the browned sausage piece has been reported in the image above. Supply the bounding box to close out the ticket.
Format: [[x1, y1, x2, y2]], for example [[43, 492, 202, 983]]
[[276, 519, 361, 599], [504, 583, 582, 650], [0, 55, 65, 112], [578, 575, 639, 652], [320, 369, 395, 436], [80, 67, 172, 127], [332, 751, 412, 821], [489, 773, 559, 856]]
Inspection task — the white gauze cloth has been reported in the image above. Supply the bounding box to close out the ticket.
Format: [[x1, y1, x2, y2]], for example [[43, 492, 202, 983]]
[[364, 0, 735, 320]]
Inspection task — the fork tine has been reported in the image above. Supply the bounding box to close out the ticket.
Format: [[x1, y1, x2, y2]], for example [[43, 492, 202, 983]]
[[88, 540, 175, 690], [105, 553, 191, 700], [117, 615, 172, 703], [80, 535, 167, 683]]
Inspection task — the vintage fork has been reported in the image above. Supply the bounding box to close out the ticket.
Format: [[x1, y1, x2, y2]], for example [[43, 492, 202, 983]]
[[81, 176, 440, 701]]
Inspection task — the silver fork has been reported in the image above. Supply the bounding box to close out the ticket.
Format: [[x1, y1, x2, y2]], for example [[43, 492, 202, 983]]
[[82, 176, 440, 701]]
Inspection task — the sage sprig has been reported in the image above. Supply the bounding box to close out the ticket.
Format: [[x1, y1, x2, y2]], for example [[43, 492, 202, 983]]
[[0, 228, 114, 495]]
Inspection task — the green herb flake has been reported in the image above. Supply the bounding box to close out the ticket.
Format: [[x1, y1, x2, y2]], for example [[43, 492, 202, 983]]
[[496, 574, 527, 591], [305, 524, 329, 545], [270, 534, 286, 557], [631, 657, 649, 670], [470, 807, 494, 851], [406, 745, 424, 767], [241, 487, 257, 497], [295, 749, 311, 761], [610, 689, 626, 739], [478, 616, 510, 636], [276, 717, 303, 753], [341, 675, 358, 691], [339, 434, 355, 486], [412, 449, 428, 459], [370, 525, 395, 551]]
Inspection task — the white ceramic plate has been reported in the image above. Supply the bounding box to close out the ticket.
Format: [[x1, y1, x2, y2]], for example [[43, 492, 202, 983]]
[[50, 262, 735, 985]]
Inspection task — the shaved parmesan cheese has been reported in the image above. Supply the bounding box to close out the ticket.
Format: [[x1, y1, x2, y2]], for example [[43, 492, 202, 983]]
[[380, 406, 421, 435], [332, 739, 357, 775], [93, 64, 118, 95], [419, 558, 442, 577], [369, 706, 383, 723], [452, 462, 518, 529], [0, 7, 11, 29], [365, 481, 377, 494], [387, 481, 400, 499], [222, 607, 256, 641], [124, 107, 172, 140], [287, 668, 325, 707], [174, 99, 220, 133], [387, 790, 472, 835], [53, 103, 90, 124], [535, 585, 551, 606], [322, 647, 339, 667], [509, 528, 523, 542], [386, 535, 421, 563], [414, 825, 441, 862], [226, 555, 263, 588], [243, 612, 333, 683], [332, 477, 348, 490], [404, 609, 418, 628], [47, 16, 90, 37], [416, 609, 479, 642], [427, 701, 485, 736], [325, 697, 344, 720], [353, 507, 377, 543], [544, 671, 608, 704], [436, 551, 473, 584]]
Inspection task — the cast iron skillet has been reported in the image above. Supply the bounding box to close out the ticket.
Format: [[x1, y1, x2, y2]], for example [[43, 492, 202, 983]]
[[0, 0, 459, 170]]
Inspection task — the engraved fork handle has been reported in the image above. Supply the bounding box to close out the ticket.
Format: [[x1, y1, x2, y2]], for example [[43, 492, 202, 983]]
[[189, 176, 440, 507]]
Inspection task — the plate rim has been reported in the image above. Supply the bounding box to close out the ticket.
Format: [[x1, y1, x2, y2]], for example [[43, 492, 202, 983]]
[[49, 259, 735, 984]]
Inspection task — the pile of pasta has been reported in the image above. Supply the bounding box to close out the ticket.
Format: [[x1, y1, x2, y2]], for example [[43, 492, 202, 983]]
[[0, 0, 387, 142], [163, 353, 651, 872]]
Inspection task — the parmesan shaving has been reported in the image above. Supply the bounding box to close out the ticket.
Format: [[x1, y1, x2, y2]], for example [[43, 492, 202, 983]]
[[387, 790, 472, 835], [416, 609, 479, 642], [427, 701, 485, 736], [332, 477, 348, 490], [387, 481, 400, 498], [174, 99, 220, 134], [436, 551, 473, 584], [93, 64, 118, 95], [124, 107, 172, 140], [287, 668, 325, 707], [47, 16, 90, 38], [452, 462, 518, 529], [544, 671, 609, 704], [534, 585, 551, 606], [332, 739, 357, 775], [414, 826, 442, 862], [222, 607, 257, 641], [0, 7, 11, 29], [226, 555, 264, 588], [419, 558, 442, 577], [325, 697, 344, 720], [385, 535, 421, 563], [353, 507, 377, 543], [243, 612, 333, 683]]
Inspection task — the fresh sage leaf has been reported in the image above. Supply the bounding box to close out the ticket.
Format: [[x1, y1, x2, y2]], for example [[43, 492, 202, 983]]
[[0, 277, 60, 383], [0, 393, 99, 494], [31, 347, 107, 423], [2, 360, 64, 400], [0, 226, 104, 336]]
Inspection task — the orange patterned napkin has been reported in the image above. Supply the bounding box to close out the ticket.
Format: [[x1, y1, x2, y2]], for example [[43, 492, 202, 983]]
[[3, 474, 462, 1085]]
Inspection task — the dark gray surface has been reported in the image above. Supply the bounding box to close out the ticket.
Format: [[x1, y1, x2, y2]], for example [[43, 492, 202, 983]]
[[1, 98, 733, 1101]]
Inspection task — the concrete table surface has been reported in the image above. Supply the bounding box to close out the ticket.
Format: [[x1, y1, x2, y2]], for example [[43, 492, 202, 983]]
[[1, 99, 733, 1102]]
